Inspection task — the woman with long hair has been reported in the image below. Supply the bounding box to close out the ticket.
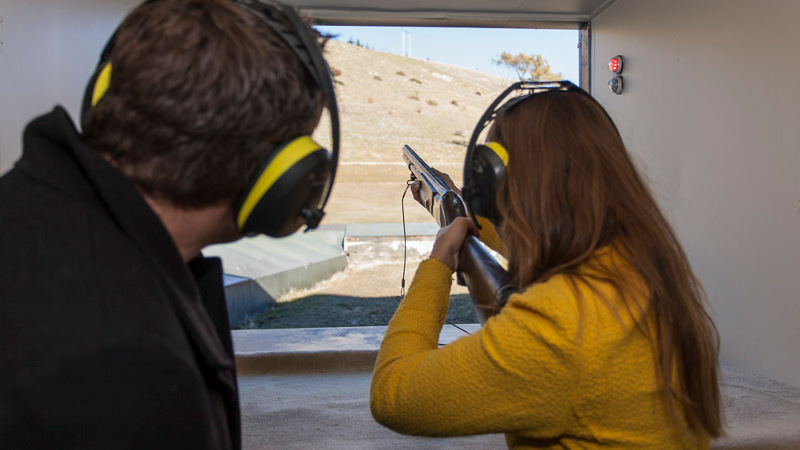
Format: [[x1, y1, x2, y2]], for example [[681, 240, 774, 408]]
[[370, 87, 722, 448]]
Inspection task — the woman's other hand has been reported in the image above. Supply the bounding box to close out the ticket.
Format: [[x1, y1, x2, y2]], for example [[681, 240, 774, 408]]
[[430, 217, 480, 272], [410, 167, 462, 208], [431, 167, 462, 197]]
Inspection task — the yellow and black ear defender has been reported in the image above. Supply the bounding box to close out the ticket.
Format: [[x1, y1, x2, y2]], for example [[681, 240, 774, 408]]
[[85, 62, 113, 114], [80, 0, 137, 123], [462, 80, 583, 226], [232, 1, 340, 237], [81, 0, 340, 238], [236, 135, 332, 237], [462, 141, 509, 224]]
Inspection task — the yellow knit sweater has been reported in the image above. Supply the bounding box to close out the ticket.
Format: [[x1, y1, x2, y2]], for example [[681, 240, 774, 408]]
[[370, 223, 708, 449]]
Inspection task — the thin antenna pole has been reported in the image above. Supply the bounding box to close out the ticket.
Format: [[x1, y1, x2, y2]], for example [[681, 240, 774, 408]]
[[401, 29, 412, 57]]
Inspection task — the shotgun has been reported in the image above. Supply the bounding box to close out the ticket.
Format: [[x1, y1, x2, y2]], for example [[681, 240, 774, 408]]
[[402, 144, 514, 324]]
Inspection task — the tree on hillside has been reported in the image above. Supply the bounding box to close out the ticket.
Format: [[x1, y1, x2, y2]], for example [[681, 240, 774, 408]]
[[493, 52, 562, 81]]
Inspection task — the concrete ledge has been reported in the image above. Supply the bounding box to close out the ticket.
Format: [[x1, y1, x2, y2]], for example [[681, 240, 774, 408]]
[[233, 325, 480, 374], [345, 222, 438, 238], [223, 275, 275, 326], [237, 350, 378, 374]]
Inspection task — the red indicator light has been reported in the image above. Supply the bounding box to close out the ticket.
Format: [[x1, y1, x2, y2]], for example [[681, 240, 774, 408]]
[[608, 55, 624, 74]]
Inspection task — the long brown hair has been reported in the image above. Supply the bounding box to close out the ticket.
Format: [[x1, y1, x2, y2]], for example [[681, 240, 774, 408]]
[[491, 90, 722, 437]]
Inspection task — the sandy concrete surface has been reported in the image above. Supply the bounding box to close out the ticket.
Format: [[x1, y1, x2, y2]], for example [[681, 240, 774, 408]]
[[239, 372, 508, 450]]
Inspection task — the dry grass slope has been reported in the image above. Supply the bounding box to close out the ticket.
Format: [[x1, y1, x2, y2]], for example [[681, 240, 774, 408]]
[[315, 40, 511, 164], [314, 40, 513, 224]]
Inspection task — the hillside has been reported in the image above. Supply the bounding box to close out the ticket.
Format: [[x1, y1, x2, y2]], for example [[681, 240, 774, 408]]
[[311, 40, 512, 224], [314, 40, 512, 164]]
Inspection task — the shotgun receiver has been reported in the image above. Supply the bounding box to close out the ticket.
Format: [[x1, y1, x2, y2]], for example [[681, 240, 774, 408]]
[[402, 144, 513, 324]]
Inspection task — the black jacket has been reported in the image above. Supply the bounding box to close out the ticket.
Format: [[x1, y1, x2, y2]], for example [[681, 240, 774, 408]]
[[0, 108, 240, 449]]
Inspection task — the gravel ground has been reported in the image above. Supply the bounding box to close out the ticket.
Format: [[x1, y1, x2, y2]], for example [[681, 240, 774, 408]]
[[237, 260, 478, 329], [238, 255, 478, 329], [236, 292, 478, 329]]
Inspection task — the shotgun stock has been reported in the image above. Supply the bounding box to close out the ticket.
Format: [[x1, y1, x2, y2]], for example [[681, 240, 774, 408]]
[[402, 144, 513, 324]]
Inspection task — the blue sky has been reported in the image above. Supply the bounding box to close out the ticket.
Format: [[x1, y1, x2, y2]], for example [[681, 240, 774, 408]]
[[315, 26, 580, 83]]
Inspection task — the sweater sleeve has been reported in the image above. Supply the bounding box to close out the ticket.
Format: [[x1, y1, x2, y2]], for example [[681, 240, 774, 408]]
[[370, 258, 581, 438], [476, 216, 507, 257]]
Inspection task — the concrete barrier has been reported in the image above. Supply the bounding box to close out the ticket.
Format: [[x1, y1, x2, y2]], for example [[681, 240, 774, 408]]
[[204, 227, 348, 326], [204, 223, 444, 326]]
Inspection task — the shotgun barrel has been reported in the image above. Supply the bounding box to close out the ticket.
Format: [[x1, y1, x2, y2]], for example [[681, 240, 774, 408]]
[[402, 144, 513, 324], [402, 145, 466, 227]]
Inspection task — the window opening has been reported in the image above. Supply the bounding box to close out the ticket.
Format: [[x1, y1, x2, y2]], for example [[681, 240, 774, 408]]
[[209, 26, 580, 330]]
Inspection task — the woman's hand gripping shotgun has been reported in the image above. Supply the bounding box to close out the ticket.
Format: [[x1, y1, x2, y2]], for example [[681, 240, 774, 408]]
[[402, 145, 513, 324]]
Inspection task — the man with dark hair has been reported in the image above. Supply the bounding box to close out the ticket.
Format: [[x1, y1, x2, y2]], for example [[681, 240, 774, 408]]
[[0, 0, 334, 448]]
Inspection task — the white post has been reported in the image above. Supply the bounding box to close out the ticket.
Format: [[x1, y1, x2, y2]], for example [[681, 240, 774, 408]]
[[401, 29, 412, 57]]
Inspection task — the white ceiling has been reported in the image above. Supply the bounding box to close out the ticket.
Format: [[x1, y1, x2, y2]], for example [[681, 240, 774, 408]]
[[283, 0, 618, 28]]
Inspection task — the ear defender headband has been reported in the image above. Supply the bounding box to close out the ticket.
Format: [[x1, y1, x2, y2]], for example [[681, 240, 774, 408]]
[[80, 0, 130, 121], [81, 0, 340, 238], [233, 0, 339, 237], [461, 80, 584, 227]]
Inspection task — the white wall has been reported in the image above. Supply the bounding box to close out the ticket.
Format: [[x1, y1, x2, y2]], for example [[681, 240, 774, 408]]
[[592, 0, 800, 387], [0, 0, 138, 174]]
